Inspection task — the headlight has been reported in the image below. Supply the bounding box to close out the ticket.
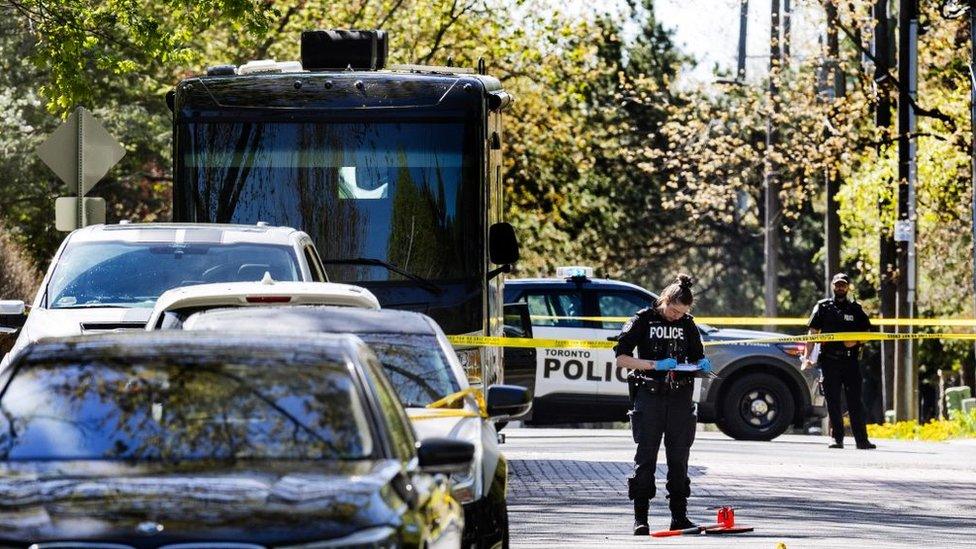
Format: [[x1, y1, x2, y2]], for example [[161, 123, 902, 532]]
[[450, 461, 478, 504], [276, 526, 398, 549], [776, 342, 805, 357]]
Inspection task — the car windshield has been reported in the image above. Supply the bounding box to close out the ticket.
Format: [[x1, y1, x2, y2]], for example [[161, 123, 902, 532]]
[[0, 358, 373, 461], [46, 241, 301, 309], [358, 334, 461, 407]]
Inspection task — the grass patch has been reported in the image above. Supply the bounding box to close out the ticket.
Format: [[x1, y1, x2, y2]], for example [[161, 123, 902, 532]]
[[867, 410, 976, 441]]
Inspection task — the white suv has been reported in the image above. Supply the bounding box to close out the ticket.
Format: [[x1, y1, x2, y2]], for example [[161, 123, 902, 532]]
[[0, 222, 331, 369]]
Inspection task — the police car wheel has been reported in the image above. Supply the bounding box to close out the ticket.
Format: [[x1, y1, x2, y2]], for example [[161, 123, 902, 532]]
[[718, 373, 795, 441]]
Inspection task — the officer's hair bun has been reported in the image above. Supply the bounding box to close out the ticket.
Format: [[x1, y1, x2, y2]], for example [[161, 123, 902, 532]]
[[674, 273, 694, 289], [659, 273, 695, 307]]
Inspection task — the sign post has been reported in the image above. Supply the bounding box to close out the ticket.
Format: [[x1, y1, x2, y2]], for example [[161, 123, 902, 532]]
[[36, 106, 125, 231]]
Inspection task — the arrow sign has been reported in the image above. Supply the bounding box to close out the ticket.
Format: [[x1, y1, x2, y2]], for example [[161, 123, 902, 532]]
[[36, 107, 125, 230]]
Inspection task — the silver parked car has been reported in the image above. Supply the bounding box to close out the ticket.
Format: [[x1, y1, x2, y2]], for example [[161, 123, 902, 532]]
[[503, 269, 827, 440]]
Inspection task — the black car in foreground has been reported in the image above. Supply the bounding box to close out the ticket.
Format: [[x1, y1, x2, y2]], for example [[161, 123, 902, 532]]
[[0, 332, 472, 548], [175, 305, 532, 549]]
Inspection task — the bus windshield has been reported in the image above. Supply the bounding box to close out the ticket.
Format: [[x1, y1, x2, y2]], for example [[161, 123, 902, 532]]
[[178, 121, 482, 284]]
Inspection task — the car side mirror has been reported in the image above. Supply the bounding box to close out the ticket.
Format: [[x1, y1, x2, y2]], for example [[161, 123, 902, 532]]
[[488, 222, 519, 266], [0, 301, 27, 335], [416, 437, 475, 475], [487, 384, 532, 420], [503, 302, 533, 339]]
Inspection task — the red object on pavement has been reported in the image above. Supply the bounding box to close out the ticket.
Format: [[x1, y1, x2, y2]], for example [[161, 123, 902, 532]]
[[650, 506, 754, 537]]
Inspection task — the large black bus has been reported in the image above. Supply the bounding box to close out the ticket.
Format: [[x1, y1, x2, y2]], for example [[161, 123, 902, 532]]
[[168, 30, 518, 386]]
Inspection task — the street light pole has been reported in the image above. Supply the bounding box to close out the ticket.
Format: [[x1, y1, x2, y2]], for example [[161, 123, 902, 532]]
[[764, 0, 782, 327], [895, 0, 919, 422], [737, 0, 749, 81], [875, 0, 897, 419], [825, 1, 844, 296], [969, 0, 976, 395]]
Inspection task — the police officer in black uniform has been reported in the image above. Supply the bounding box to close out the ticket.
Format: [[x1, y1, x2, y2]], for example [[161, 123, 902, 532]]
[[615, 274, 712, 535], [802, 273, 877, 450]]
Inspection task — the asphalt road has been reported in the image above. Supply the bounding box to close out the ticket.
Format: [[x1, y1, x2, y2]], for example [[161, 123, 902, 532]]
[[503, 428, 976, 548]]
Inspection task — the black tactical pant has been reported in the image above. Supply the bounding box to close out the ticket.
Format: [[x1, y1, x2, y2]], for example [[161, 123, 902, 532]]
[[628, 381, 696, 520], [819, 356, 870, 445]]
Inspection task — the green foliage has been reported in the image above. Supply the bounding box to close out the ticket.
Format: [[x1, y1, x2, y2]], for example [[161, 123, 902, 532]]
[[2, 0, 277, 113], [867, 409, 976, 441]]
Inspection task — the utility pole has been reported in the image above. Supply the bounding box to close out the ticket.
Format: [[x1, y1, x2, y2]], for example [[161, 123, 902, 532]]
[[764, 0, 782, 325], [875, 0, 897, 417], [738, 0, 749, 80], [969, 0, 976, 394], [895, 0, 919, 422], [783, 0, 792, 59], [824, 2, 845, 296]]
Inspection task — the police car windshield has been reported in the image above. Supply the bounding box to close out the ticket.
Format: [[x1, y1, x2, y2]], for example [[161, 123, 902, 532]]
[[178, 120, 480, 284], [46, 242, 301, 309]]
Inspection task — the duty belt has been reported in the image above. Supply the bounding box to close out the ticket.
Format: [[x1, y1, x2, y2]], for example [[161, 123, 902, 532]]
[[819, 349, 859, 360], [631, 372, 694, 393]]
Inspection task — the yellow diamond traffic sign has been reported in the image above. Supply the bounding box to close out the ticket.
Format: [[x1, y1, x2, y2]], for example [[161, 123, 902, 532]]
[[36, 106, 125, 196]]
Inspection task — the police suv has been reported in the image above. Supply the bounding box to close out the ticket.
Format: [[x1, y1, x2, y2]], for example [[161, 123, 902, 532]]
[[503, 267, 826, 440]]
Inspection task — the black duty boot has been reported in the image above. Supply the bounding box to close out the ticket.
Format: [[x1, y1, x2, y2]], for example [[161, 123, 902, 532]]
[[633, 500, 649, 536], [668, 499, 697, 531], [828, 441, 844, 449], [856, 441, 877, 450], [670, 516, 698, 531]]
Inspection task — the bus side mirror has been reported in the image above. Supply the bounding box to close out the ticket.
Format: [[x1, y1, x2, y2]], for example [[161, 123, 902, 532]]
[[489, 222, 519, 265]]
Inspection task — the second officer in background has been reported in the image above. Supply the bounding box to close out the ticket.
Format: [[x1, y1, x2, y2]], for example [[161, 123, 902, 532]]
[[615, 274, 712, 535], [802, 272, 877, 450]]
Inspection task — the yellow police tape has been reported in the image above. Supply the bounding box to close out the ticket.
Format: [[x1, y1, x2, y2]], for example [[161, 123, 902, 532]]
[[447, 331, 976, 350], [408, 387, 486, 420], [527, 315, 976, 327]]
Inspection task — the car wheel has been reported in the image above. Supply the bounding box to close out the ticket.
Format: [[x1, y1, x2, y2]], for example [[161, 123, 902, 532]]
[[717, 372, 795, 441]]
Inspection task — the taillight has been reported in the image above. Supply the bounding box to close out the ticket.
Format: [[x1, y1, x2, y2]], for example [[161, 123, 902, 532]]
[[245, 295, 292, 303]]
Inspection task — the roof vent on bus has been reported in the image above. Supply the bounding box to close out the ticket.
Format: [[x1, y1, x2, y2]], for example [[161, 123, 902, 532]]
[[301, 29, 388, 71], [206, 64, 237, 76], [237, 59, 303, 75]]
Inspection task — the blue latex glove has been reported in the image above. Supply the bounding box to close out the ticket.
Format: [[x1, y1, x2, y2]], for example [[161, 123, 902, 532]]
[[696, 358, 713, 373], [654, 358, 678, 371]]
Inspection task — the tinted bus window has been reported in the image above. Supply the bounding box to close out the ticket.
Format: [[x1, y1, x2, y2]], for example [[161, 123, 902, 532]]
[[177, 121, 481, 285]]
